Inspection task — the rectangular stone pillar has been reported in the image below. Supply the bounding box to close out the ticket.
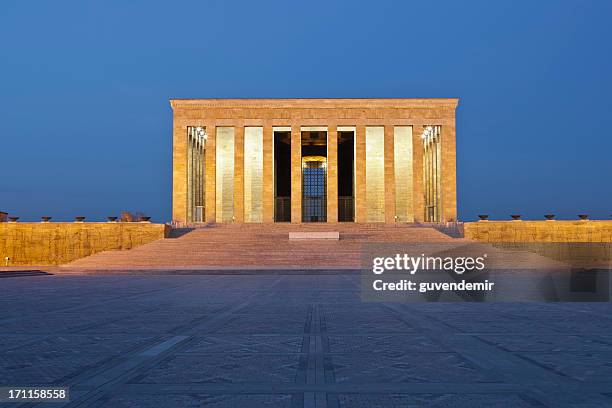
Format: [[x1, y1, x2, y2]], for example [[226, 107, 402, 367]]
[[393, 126, 414, 222], [411, 124, 424, 222], [172, 121, 187, 222], [204, 126, 217, 223], [262, 124, 274, 223], [326, 124, 338, 223], [215, 127, 235, 223], [233, 126, 244, 223], [441, 122, 457, 222], [384, 125, 396, 223], [354, 124, 366, 223], [290, 125, 302, 223]]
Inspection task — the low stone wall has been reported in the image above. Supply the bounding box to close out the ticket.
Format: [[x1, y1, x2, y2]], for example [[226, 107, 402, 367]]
[[0, 222, 168, 266], [464, 220, 612, 242]]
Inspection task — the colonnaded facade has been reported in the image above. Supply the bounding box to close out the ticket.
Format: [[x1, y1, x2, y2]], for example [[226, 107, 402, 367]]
[[171, 98, 458, 224]]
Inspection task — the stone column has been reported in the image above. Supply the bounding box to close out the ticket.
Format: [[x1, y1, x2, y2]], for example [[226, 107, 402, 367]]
[[186, 134, 193, 222], [326, 124, 338, 223], [384, 125, 396, 223], [412, 124, 424, 222], [195, 137, 202, 220], [290, 124, 302, 223], [354, 124, 366, 223], [199, 138, 205, 215], [441, 121, 457, 222], [172, 120, 187, 223], [262, 124, 274, 223], [233, 125, 244, 223], [205, 126, 217, 223]]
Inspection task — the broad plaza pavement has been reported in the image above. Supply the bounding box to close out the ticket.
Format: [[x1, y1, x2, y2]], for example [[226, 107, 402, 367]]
[[2, 273, 612, 407]]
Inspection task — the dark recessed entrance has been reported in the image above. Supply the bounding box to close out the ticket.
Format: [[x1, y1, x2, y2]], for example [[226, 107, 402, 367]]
[[301, 130, 327, 222], [338, 131, 355, 222], [274, 131, 291, 222]]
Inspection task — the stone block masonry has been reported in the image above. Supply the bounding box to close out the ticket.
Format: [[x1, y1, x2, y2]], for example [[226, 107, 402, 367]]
[[464, 220, 612, 242], [0, 222, 168, 266], [171, 98, 459, 224]]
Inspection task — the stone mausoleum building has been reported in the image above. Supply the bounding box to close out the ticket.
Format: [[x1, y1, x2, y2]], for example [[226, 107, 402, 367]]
[[171, 98, 458, 224]]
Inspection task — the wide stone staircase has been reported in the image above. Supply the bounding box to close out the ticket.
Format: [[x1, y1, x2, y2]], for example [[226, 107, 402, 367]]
[[61, 223, 464, 271]]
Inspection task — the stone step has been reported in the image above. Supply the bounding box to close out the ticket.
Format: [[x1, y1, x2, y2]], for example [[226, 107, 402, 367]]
[[62, 225, 463, 270]]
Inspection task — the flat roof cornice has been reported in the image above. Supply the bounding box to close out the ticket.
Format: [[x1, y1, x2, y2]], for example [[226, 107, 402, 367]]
[[170, 98, 459, 110]]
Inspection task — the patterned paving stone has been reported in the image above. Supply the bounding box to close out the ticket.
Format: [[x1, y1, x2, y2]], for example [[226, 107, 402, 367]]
[[478, 334, 612, 352], [0, 335, 40, 352], [1, 313, 120, 334], [145, 304, 226, 314], [333, 393, 544, 408], [431, 314, 559, 334], [0, 335, 157, 384], [2, 274, 611, 407], [93, 393, 296, 408], [320, 303, 387, 314], [323, 313, 414, 333], [518, 352, 612, 382], [327, 352, 496, 383], [80, 314, 204, 334], [541, 318, 612, 334], [326, 335, 446, 353], [214, 315, 308, 334], [133, 354, 303, 383], [1, 351, 113, 385], [182, 335, 304, 354], [234, 304, 311, 315], [6, 334, 157, 355]]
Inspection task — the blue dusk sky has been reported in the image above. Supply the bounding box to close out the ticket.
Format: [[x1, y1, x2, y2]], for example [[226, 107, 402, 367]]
[[1, 0, 611, 222]]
